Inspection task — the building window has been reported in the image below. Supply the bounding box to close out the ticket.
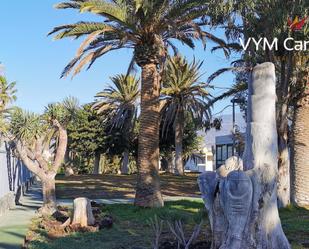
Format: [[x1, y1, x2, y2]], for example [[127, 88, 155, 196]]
[[216, 144, 233, 168], [196, 156, 205, 165]]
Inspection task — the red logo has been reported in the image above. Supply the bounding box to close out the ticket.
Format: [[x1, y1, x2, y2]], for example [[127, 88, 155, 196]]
[[287, 16, 308, 31]]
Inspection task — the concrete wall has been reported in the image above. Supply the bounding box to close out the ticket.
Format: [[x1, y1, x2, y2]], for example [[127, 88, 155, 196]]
[[0, 141, 32, 216], [0, 144, 10, 199]]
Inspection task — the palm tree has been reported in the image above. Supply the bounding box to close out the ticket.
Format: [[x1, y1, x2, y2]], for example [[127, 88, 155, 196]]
[[0, 76, 17, 112], [93, 74, 139, 174], [0, 76, 17, 133], [49, 0, 229, 207], [161, 56, 211, 175]]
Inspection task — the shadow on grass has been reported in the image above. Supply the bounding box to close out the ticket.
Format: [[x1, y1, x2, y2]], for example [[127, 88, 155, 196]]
[[102, 200, 205, 225], [28, 226, 150, 249], [279, 205, 309, 247], [55, 174, 200, 199], [0, 243, 21, 249], [2, 231, 25, 239]]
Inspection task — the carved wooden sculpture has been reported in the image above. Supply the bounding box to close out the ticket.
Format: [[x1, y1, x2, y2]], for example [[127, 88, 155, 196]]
[[198, 63, 290, 249]]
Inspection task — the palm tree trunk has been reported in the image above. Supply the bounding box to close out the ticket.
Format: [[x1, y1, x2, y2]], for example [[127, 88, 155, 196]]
[[134, 63, 164, 207], [121, 149, 129, 174], [277, 127, 290, 207], [277, 56, 292, 208], [175, 110, 184, 175], [93, 151, 101, 174], [291, 103, 309, 206], [277, 101, 290, 208], [64, 148, 70, 164], [167, 153, 175, 174]]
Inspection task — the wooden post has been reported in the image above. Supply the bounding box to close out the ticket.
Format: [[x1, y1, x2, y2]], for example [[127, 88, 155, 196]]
[[72, 197, 95, 227]]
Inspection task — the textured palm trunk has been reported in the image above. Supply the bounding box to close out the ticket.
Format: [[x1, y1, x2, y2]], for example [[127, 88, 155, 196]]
[[41, 174, 57, 215], [277, 104, 290, 208], [291, 102, 309, 206], [134, 63, 164, 207], [276, 56, 292, 208], [167, 153, 175, 174], [175, 110, 184, 175], [93, 151, 101, 174], [121, 149, 129, 174], [64, 148, 70, 164], [121, 109, 132, 175]]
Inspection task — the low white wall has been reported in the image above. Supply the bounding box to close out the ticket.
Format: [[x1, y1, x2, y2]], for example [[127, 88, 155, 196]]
[[0, 144, 10, 199], [0, 141, 32, 215]]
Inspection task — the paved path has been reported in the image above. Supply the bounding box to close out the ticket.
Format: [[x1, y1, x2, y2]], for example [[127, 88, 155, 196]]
[[0, 184, 42, 249], [58, 196, 201, 206], [0, 183, 200, 249]]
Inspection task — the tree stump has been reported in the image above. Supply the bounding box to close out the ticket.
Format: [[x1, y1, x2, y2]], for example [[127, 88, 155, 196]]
[[65, 166, 74, 177], [72, 197, 95, 227]]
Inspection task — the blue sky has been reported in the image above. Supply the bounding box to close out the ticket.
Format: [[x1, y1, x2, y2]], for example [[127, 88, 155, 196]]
[[0, 0, 241, 115]]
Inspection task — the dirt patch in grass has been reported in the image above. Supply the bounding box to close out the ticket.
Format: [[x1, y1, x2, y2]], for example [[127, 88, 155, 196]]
[[55, 173, 200, 199]]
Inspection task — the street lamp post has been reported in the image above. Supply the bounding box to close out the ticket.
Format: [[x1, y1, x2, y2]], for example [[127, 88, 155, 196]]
[[231, 97, 245, 156], [232, 99, 236, 156]]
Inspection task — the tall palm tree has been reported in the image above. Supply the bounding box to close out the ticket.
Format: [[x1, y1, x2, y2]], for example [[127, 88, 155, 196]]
[[0, 76, 17, 134], [49, 0, 229, 207], [0, 76, 17, 113], [93, 74, 139, 174], [161, 55, 211, 175]]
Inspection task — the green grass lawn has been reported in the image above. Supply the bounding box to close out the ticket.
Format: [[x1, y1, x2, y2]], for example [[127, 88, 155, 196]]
[[25, 200, 309, 249]]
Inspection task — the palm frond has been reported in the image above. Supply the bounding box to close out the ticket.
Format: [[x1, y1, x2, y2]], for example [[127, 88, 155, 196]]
[[80, 0, 128, 23], [51, 0, 229, 78], [207, 66, 249, 83], [49, 22, 114, 39], [161, 55, 212, 133], [93, 74, 139, 132]]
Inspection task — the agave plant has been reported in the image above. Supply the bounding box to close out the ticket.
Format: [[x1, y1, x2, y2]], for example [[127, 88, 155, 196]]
[[49, 0, 230, 207]]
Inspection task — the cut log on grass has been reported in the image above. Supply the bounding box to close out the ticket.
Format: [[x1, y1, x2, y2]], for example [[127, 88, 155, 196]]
[[72, 197, 95, 227], [60, 217, 71, 228], [198, 63, 290, 249]]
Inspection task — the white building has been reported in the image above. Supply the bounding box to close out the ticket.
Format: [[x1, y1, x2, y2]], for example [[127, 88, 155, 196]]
[[185, 147, 214, 173], [184, 114, 246, 172]]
